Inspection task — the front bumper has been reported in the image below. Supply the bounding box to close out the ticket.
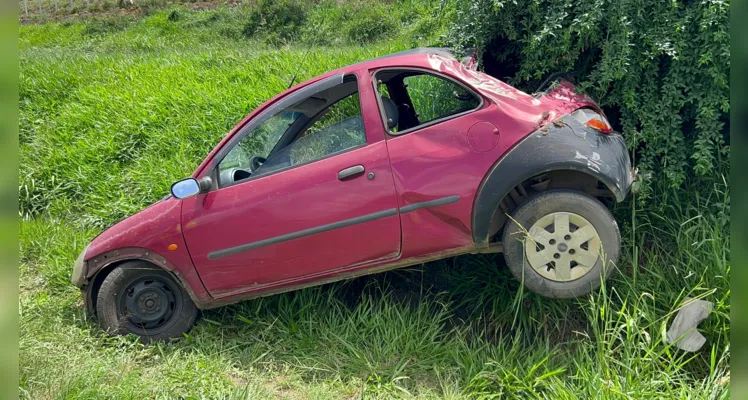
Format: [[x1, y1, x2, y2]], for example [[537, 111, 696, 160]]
[[71, 245, 88, 288]]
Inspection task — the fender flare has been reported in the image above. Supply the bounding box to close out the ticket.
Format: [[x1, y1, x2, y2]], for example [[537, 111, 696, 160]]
[[472, 115, 633, 248], [82, 247, 213, 312]]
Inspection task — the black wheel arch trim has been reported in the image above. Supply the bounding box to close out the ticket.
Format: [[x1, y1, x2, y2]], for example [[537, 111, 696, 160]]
[[81, 247, 213, 310], [472, 114, 633, 248]]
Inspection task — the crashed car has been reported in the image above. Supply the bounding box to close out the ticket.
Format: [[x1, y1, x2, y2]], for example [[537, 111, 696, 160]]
[[72, 48, 633, 340]]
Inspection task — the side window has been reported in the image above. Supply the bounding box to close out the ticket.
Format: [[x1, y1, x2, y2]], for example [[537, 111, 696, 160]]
[[219, 111, 300, 175], [217, 76, 366, 186], [286, 92, 366, 165], [403, 74, 480, 125], [375, 70, 481, 134]]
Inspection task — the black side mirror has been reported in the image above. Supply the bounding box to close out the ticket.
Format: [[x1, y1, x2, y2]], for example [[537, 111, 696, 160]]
[[197, 176, 212, 193]]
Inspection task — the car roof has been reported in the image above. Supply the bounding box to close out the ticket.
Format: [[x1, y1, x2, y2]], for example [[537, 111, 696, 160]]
[[273, 47, 460, 106], [338, 47, 457, 73], [354, 47, 456, 65], [298, 47, 459, 88]]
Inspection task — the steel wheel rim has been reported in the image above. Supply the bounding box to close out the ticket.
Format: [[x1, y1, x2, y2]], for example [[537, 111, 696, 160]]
[[118, 276, 178, 331], [523, 212, 601, 282]]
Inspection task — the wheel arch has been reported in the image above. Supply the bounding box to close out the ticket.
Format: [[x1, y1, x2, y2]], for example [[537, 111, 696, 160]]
[[472, 115, 633, 248], [82, 247, 211, 316]]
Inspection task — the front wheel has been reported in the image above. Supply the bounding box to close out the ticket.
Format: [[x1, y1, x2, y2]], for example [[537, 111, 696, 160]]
[[96, 261, 199, 341], [502, 189, 621, 299]]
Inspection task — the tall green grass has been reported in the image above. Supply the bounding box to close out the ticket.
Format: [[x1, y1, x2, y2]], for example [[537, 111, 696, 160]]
[[19, 7, 729, 399]]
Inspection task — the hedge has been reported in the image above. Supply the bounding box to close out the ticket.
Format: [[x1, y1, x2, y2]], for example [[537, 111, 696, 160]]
[[446, 0, 730, 202]]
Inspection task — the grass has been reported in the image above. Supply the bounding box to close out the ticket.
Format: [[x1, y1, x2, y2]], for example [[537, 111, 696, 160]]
[[18, 6, 730, 399]]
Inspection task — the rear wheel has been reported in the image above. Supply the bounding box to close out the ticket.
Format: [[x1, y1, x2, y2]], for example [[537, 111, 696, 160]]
[[96, 261, 198, 341], [502, 189, 620, 299]]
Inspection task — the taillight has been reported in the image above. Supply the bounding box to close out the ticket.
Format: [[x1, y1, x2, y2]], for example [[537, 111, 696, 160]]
[[570, 109, 613, 134]]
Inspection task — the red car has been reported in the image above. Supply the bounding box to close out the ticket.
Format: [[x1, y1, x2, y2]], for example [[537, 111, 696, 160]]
[[71, 48, 633, 340]]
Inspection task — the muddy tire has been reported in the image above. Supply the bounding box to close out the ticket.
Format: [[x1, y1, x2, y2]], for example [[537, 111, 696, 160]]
[[96, 261, 199, 341], [502, 189, 620, 299]]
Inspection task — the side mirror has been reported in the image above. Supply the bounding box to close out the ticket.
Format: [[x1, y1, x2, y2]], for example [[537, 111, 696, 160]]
[[171, 176, 213, 200], [171, 178, 200, 199]]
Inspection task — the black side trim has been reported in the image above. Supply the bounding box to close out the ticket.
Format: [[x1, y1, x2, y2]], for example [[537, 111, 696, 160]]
[[208, 208, 398, 259], [471, 114, 633, 248], [400, 195, 460, 214]]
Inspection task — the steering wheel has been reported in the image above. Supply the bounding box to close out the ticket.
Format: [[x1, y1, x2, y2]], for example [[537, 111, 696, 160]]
[[249, 156, 266, 173]]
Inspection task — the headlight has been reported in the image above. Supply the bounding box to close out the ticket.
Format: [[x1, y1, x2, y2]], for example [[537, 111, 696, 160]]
[[71, 245, 89, 287]]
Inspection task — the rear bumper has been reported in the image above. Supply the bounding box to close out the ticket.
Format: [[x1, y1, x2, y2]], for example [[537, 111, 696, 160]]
[[575, 128, 634, 202]]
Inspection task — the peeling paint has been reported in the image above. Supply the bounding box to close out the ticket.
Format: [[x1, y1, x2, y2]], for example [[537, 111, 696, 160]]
[[574, 150, 603, 173]]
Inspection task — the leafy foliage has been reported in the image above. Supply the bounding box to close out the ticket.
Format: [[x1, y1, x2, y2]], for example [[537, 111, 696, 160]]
[[447, 0, 730, 203]]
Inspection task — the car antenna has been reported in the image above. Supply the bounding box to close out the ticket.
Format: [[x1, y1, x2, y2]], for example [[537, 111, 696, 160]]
[[287, 41, 314, 90]]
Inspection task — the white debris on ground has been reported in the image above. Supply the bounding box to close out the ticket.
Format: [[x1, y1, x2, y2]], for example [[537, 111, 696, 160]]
[[666, 297, 714, 352]]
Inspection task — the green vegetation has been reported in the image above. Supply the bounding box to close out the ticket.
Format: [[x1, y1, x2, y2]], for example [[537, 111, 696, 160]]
[[19, 2, 729, 399], [447, 0, 730, 204]]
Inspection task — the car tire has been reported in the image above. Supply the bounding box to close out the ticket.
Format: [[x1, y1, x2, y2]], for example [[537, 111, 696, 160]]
[[96, 261, 199, 341], [502, 189, 621, 299]]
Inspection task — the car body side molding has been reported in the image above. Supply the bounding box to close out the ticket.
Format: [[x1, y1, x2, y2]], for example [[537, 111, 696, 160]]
[[208, 208, 399, 260], [400, 195, 460, 214], [207, 195, 462, 260]]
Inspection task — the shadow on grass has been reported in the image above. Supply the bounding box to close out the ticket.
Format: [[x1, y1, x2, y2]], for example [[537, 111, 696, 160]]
[[23, 245, 728, 397], [127, 253, 592, 385]]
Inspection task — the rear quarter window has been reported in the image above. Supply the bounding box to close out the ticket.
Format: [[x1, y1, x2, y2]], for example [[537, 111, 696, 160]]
[[403, 74, 480, 125]]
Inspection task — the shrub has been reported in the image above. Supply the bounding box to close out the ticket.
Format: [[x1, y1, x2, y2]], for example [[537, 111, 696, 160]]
[[446, 0, 730, 204], [344, 2, 398, 44], [167, 9, 181, 22], [242, 0, 307, 43]]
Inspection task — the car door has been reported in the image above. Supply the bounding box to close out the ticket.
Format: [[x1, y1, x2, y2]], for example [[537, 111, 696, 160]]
[[180, 72, 401, 298], [371, 68, 500, 258]]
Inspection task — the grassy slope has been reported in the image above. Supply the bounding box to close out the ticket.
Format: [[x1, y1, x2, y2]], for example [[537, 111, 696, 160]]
[[19, 6, 730, 399]]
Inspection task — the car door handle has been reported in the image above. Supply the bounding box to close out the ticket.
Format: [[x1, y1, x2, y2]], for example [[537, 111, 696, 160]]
[[338, 165, 365, 180]]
